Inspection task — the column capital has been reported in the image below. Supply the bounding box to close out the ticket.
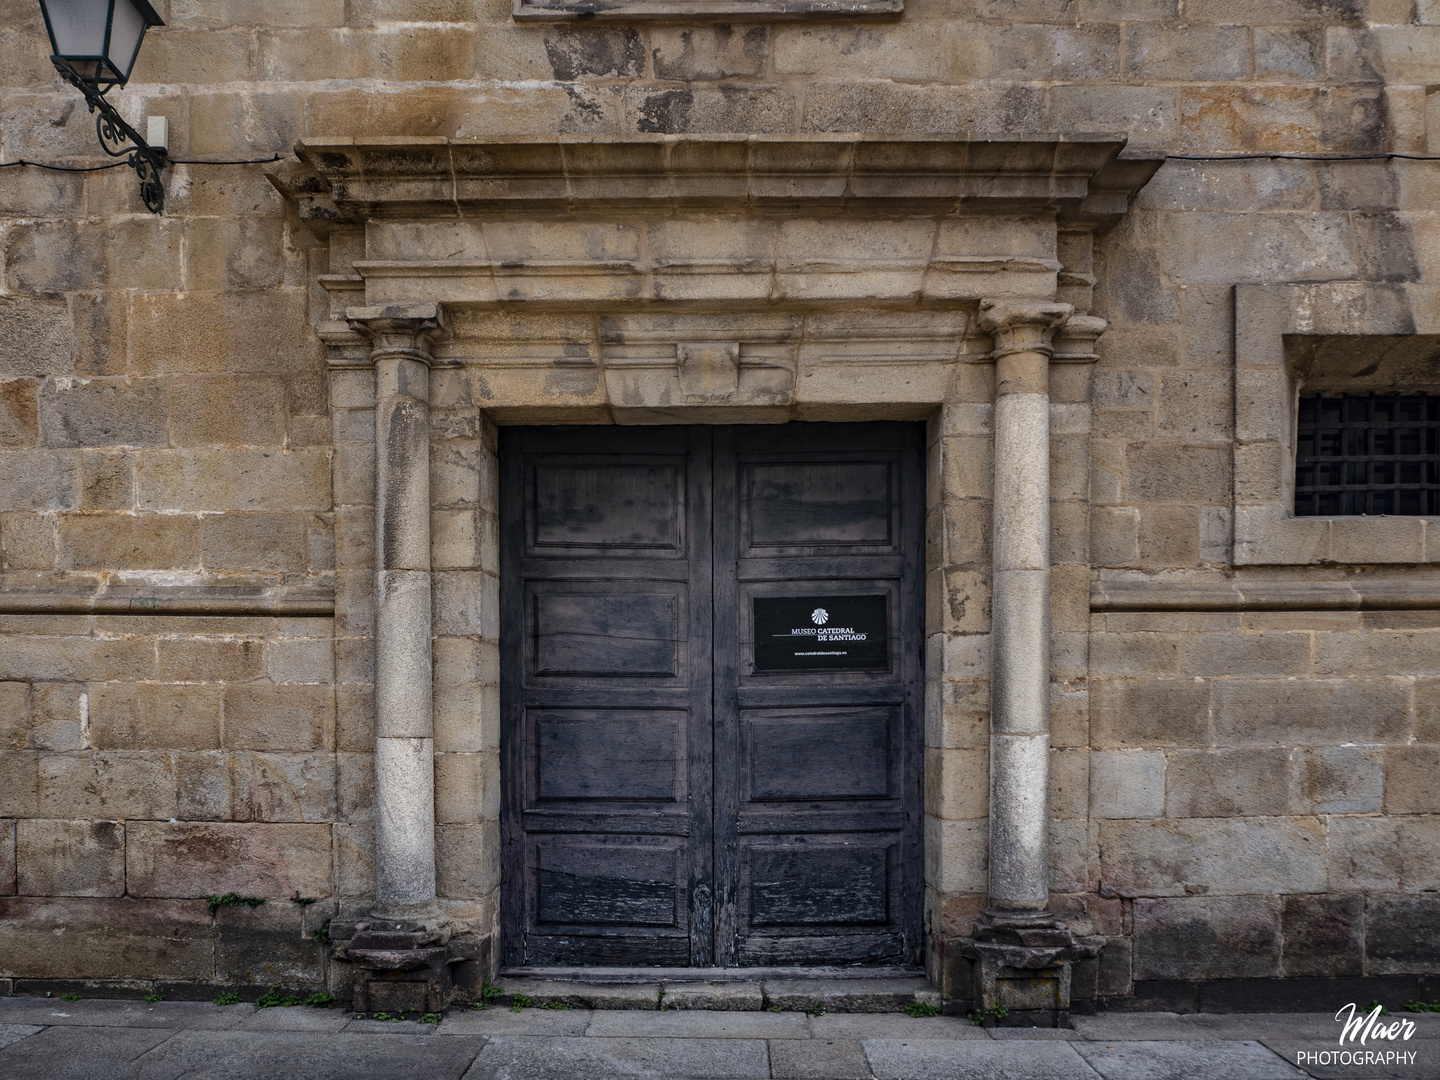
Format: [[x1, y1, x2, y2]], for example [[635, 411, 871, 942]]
[[978, 300, 1073, 360], [346, 303, 448, 365], [1051, 314, 1109, 364]]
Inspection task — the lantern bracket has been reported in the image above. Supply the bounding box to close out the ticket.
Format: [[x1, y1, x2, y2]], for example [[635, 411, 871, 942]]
[[52, 55, 167, 214]]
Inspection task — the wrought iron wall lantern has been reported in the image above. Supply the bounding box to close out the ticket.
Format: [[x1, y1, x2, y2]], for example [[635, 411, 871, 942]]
[[37, 0, 168, 212]]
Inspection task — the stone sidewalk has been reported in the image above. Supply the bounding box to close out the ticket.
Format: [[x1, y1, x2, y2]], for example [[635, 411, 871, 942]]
[[0, 997, 1436, 1080]]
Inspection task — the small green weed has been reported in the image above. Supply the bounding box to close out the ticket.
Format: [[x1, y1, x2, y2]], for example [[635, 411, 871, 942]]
[[208, 893, 266, 917], [471, 980, 505, 1010], [215, 991, 242, 1006], [540, 1000, 573, 1011], [967, 1004, 1008, 1026], [61, 992, 81, 1002], [369, 1011, 408, 1022], [144, 994, 163, 1004], [290, 891, 317, 907], [904, 1001, 941, 1018], [256, 987, 307, 1009], [304, 992, 333, 1009], [510, 993, 534, 1013], [804, 1005, 826, 1018], [1405, 999, 1440, 1013], [310, 917, 332, 946], [1367, 999, 1390, 1018], [768, 1004, 782, 1013], [419, 1013, 441, 1024]]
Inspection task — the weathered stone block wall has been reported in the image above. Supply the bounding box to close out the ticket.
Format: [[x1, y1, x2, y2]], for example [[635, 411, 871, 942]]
[[0, 616, 342, 993], [1, 0, 1439, 997], [1083, 608, 1440, 1002]]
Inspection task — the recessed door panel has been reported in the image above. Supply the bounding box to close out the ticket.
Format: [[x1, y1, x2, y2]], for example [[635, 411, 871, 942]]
[[746, 845, 891, 926], [536, 842, 681, 927], [533, 592, 680, 677], [534, 709, 685, 803], [744, 708, 893, 802], [529, 460, 685, 552], [746, 461, 893, 547]]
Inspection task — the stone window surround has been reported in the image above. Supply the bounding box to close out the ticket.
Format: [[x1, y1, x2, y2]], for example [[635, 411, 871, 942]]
[[1234, 282, 1440, 566]]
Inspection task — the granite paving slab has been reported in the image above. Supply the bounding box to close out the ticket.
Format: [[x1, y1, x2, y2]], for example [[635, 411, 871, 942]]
[[1072, 1039, 1307, 1080], [344, 1016, 441, 1035], [440, 1006, 594, 1036], [239, 1006, 352, 1032], [1262, 1039, 1440, 1080], [1184, 1012, 1440, 1043], [463, 1034, 771, 1080], [0, 1023, 43, 1050], [586, 1008, 810, 1039], [768, 1037, 873, 1079], [0, 1024, 178, 1080], [862, 1037, 1102, 1079], [128, 1030, 487, 1080], [1071, 1014, 1206, 1043], [811, 1013, 989, 1040], [989, 1025, 1085, 1039], [0, 998, 248, 1030]]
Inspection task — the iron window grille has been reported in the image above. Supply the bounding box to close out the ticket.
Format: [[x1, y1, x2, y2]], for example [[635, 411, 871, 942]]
[[1295, 393, 1440, 516]]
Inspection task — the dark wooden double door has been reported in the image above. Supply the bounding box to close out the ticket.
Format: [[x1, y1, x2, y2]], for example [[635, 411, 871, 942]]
[[500, 423, 924, 968]]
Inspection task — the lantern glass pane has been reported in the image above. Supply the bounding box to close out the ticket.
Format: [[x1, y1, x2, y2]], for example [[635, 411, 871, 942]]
[[41, 0, 109, 59], [107, 0, 147, 81]]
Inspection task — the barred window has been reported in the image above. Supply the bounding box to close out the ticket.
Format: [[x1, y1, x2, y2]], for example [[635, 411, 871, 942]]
[[1295, 394, 1440, 516]]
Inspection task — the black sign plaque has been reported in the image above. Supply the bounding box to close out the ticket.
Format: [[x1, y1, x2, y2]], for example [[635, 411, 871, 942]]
[[753, 595, 888, 671]]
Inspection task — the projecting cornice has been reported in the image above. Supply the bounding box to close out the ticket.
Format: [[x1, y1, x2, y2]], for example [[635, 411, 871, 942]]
[[269, 134, 1162, 234]]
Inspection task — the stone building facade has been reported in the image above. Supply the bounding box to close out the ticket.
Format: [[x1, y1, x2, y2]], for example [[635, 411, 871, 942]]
[[0, 0, 1438, 1015]]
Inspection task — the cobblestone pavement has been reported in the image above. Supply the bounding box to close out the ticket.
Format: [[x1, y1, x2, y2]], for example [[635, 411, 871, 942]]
[[0, 998, 1436, 1079]]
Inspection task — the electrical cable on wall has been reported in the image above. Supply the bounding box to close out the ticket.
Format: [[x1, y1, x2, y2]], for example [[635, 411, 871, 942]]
[[0, 153, 284, 171]]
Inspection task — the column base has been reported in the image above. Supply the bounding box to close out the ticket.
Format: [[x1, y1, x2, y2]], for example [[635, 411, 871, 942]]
[[935, 915, 1101, 1027], [335, 914, 456, 1015]]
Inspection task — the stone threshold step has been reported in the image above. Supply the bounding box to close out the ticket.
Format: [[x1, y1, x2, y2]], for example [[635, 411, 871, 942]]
[[490, 972, 938, 1013]]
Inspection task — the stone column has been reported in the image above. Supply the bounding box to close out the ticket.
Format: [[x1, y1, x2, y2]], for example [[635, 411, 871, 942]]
[[977, 300, 1072, 931], [347, 303, 448, 927]]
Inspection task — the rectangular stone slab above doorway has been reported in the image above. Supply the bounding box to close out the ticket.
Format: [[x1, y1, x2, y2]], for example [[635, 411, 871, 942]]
[[499, 422, 926, 969]]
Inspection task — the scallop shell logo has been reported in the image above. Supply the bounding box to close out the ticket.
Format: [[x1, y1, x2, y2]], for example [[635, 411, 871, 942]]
[[811, 608, 829, 625]]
